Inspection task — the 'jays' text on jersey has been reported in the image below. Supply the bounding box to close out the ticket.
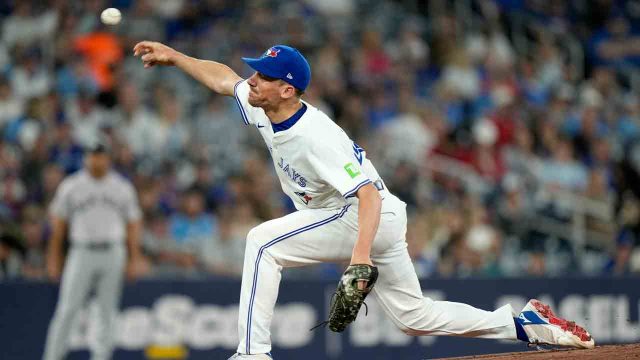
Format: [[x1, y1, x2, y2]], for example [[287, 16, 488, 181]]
[[50, 170, 142, 244], [234, 80, 388, 210]]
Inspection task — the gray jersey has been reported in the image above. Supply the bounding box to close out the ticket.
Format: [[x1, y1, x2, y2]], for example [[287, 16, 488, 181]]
[[49, 170, 141, 244]]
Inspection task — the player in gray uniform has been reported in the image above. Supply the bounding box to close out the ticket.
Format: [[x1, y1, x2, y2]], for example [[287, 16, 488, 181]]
[[43, 140, 142, 360]]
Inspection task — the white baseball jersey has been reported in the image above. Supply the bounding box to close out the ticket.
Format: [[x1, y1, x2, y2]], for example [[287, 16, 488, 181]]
[[49, 170, 141, 244], [234, 80, 388, 210], [231, 79, 520, 357]]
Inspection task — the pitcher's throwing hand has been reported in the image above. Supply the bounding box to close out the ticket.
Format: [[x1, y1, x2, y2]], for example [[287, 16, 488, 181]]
[[133, 41, 179, 68]]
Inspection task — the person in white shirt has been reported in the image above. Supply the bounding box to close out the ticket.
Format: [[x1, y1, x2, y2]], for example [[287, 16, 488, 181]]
[[43, 139, 143, 360], [133, 41, 594, 359]]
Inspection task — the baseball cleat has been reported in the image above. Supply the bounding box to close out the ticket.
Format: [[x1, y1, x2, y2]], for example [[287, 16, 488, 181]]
[[227, 353, 273, 359], [518, 299, 594, 349]]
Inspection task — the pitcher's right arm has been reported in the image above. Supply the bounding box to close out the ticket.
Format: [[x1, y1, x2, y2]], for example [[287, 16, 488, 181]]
[[133, 41, 242, 96]]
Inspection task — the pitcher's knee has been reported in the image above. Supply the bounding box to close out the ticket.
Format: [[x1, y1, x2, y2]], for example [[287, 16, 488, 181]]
[[400, 326, 422, 336], [391, 298, 434, 335], [245, 226, 265, 251], [245, 225, 276, 255], [395, 316, 428, 336]]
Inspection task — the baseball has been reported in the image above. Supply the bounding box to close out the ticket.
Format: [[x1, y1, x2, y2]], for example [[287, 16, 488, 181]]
[[100, 8, 121, 25]]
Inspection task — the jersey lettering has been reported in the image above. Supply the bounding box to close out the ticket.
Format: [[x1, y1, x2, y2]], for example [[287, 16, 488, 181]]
[[236, 80, 387, 207], [72, 194, 124, 214], [278, 157, 307, 188]]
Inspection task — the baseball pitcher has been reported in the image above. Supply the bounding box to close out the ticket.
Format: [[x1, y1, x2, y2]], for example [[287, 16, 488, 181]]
[[133, 42, 594, 359]]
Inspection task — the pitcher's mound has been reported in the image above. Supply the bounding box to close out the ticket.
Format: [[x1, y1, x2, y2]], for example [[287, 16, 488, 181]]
[[440, 343, 640, 360]]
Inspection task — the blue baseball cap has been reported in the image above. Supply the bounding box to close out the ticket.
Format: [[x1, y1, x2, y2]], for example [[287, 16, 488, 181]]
[[242, 45, 311, 92]]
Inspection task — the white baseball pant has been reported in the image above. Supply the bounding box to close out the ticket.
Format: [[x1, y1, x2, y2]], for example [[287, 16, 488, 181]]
[[237, 195, 517, 355]]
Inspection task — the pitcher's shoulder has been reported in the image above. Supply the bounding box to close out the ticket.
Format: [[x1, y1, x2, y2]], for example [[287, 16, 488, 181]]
[[304, 110, 351, 140]]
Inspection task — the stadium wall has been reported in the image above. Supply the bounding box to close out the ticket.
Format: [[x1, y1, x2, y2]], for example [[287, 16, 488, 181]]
[[1, 278, 638, 359]]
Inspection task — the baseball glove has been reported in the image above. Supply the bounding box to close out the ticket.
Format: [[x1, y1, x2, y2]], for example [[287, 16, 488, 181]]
[[311, 264, 379, 332]]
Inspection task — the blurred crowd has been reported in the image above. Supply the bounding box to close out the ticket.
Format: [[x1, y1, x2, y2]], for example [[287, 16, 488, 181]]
[[1, 0, 640, 281]]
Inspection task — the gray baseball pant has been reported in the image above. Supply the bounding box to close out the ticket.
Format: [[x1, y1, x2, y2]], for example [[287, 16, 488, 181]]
[[43, 244, 126, 360]]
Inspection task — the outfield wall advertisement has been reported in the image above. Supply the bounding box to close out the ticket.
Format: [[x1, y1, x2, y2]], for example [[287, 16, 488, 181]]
[[1, 278, 638, 359]]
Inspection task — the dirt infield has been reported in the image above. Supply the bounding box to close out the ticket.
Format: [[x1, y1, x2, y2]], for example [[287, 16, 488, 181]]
[[440, 343, 640, 360]]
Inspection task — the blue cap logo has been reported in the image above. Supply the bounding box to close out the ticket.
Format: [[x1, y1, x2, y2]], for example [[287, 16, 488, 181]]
[[264, 47, 281, 58], [242, 45, 311, 91]]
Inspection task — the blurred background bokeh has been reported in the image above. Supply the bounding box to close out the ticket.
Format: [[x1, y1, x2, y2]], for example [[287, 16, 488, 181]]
[[2, 0, 640, 282]]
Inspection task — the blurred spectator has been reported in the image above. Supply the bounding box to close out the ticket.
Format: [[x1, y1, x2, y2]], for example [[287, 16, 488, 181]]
[[167, 189, 218, 275], [0, 143, 28, 217], [19, 205, 47, 279], [389, 20, 429, 69], [335, 94, 368, 141], [533, 37, 564, 91], [152, 87, 189, 162], [1, 2, 57, 48], [55, 55, 99, 101], [113, 82, 162, 161], [191, 90, 248, 180], [497, 175, 537, 275], [583, 168, 615, 247], [47, 118, 84, 174], [434, 204, 467, 277], [138, 180, 164, 220], [188, 161, 221, 212], [617, 93, 640, 143], [312, 42, 346, 101], [588, 14, 640, 72], [611, 140, 640, 275], [303, 0, 355, 17], [1, 0, 638, 280], [358, 29, 392, 79], [73, 26, 124, 91], [502, 123, 542, 194], [204, 201, 259, 277], [0, 77, 24, 128], [142, 213, 179, 276], [3, 98, 43, 152], [539, 138, 588, 192], [66, 89, 106, 148], [386, 161, 420, 209], [406, 209, 442, 278], [374, 92, 436, 172], [470, 118, 505, 183], [0, 231, 25, 280], [150, 0, 186, 20], [10, 48, 52, 100], [440, 49, 481, 101], [108, 132, 138, 179], [462, 204, 502, 277], [35, 164, 65, 205], [118, 0, 165, 48]]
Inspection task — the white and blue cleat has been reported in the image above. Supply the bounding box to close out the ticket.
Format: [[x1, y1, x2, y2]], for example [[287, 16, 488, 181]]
[[519, 299, 595, 349], [227, 353, 273, 359]]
